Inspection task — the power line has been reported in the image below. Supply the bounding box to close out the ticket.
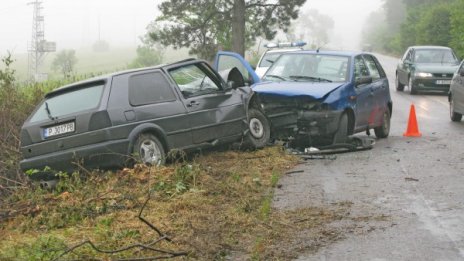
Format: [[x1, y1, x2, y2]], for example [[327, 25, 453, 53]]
[[27, 0, 55, 82]]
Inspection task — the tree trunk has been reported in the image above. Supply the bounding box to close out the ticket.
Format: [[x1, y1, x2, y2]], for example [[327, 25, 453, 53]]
[[232, 0, 246, 57]]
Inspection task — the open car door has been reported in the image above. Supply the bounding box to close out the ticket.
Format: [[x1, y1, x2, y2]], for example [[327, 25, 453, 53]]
[[214, 51, 261, 87]]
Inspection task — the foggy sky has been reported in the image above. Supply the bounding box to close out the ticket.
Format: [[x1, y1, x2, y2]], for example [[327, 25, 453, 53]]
[[0, 0, 382, 55]]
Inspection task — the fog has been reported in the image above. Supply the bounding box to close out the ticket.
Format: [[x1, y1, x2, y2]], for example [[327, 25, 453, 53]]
[[0, 0, 381, 55]]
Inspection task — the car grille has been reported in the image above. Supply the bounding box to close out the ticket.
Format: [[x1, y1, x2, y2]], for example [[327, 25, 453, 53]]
[[432, 73, 453, 78]]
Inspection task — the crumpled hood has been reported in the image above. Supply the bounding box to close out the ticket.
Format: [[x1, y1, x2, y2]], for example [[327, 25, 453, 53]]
[[252, 81, 346, 100], [415, 63, 459, 74]]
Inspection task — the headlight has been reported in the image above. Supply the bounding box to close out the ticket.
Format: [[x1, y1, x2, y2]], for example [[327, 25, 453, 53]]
[[415, 72, 433, 77]]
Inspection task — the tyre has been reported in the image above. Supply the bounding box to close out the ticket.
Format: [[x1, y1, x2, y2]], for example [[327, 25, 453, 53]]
[[374, 108, 391, 138], [396, 73, 404, 91], [333, 113, 349, 144], [133, 134, 166, 166], [450, 96, 462, 122], [243, 108, 270, 149], [409, 77, 418, 95]]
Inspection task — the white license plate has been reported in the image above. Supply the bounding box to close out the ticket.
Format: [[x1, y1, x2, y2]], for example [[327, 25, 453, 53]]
[[436, 80, 451, 85], [44, 122, 75, 138]]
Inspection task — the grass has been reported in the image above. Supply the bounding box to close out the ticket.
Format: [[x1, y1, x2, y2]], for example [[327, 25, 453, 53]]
[[8, 46, 191, 82], [0, 146, 354, 260]]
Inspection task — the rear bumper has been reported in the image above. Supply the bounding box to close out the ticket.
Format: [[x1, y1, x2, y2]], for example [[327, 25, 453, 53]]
[[20, 139, 130, 180]]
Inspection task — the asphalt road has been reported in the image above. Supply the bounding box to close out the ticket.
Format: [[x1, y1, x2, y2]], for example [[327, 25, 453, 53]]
[[273, 54, 464, 260]]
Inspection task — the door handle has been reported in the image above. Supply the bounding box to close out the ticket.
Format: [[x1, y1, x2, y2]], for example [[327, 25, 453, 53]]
[[187, 101, 200, 107]]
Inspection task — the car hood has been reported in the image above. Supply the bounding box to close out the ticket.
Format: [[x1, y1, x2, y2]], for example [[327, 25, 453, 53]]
[[252, 81, 346, 100], [415, 63, 459, 73]]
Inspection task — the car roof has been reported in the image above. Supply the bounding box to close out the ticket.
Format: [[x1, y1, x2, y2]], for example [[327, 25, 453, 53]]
[[46, 59, 197, 97], [264, 48, 303, 54], [410, 46, 452, 50], [277, 50, 366, 58]]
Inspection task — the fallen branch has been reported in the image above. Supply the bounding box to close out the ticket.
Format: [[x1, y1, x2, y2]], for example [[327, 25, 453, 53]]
[[53, 194, 188, 260]]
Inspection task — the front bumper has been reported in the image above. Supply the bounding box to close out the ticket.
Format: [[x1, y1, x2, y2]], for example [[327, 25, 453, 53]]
[[412, 77, 452, 91], [297, 110, 343, 136]]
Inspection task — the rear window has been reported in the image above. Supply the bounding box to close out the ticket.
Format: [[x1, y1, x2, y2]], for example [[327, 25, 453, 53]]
[[30, 83, 105, 123]]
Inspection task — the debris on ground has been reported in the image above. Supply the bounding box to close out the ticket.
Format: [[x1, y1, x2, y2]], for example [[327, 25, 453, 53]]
[[287, 136, 376, 159]]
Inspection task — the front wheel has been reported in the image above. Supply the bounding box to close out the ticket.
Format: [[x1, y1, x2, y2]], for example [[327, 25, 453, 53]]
[[333, 113, 349, 144], [133, 134, 166, 166], [243, 108, 270, 149], [409, 77, 418, 95], [396, 74, 404, 91], [450, 96, 462, 122], [374, 108, 391, 138]]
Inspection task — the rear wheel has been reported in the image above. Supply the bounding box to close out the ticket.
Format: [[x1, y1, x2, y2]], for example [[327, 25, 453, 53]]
[[450, 96, 462, 122], [243, 108, 270, 149], [333, 113, 349, 144], [374, 108, 391, 138], [396, 73, 404, 91], [133, 134, 166, 166]]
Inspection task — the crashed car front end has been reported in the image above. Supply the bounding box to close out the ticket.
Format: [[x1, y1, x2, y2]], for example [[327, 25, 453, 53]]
[[254, 83, 348, 143]]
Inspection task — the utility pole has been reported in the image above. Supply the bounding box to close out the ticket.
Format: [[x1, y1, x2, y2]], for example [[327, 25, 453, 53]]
[[27, 0, 55, 82]]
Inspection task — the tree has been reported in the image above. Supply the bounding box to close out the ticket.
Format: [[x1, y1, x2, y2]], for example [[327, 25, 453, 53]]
[[52, 50, 77, 78], [129, 22, 164, 69], [152, 0, 306, 60], [290, 9, 334, 49]]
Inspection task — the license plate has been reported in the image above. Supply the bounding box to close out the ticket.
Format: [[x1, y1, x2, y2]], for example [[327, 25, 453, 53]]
[[436, 80, 451, 85], [44, 122, 75, 138]]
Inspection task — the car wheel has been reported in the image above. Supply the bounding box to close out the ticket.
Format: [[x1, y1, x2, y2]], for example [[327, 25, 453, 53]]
[[409, 77, 418, 95], [134, 134, 166, 166], [396, 74, 404, 91], [333, 113, 349, 144], [243, 108, 270, 149], [374, 108, 391, 138], [450, 96, 462, 122]]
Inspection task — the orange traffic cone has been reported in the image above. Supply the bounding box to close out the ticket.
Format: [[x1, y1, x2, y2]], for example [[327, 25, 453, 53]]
[[403, 104, 422, 137]]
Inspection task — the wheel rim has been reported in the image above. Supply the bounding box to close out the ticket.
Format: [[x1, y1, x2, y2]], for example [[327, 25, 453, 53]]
[[139, 139, 162, 165], [249, 118, 264, 139]]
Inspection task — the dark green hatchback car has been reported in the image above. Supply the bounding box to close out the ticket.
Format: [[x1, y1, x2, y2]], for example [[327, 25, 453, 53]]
[[396, 46, 460, 94], [20, 59, 270, 180]]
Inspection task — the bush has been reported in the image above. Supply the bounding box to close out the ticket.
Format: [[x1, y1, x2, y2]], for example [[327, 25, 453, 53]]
[[0, 53, 84, 196]]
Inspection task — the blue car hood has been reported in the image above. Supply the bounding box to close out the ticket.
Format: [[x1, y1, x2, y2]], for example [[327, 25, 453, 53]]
[[252, 81, 346, 100]]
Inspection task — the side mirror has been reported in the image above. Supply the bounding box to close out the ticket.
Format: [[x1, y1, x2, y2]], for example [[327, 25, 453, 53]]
[[356, 76, 373, 86], [460, 70, 464, 77], [404, 60, 412, 65]]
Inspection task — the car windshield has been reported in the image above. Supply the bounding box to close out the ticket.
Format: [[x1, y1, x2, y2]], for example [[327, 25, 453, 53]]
[[414, 49, 458, 64], [263, 53, 350, 83], [29, 83, 105, 123], [258, 53, 283, 67]]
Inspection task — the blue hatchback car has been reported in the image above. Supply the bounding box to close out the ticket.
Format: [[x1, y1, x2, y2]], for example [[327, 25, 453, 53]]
[[215, 50, 392, 145]]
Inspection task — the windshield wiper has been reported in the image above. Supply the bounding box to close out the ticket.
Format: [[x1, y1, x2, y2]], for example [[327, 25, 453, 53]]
[[45, 102, 56, 121], [264, 74, 287, 81], [289, 75, 333, 82]]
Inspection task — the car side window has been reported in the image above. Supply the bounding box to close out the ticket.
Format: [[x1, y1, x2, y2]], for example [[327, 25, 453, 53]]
[[169, 63, 221, 98], [363, 55, 381, 80], [354, 56, 370, 79], [404, 49, 412, 62], [128, 71, 176, 106]]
